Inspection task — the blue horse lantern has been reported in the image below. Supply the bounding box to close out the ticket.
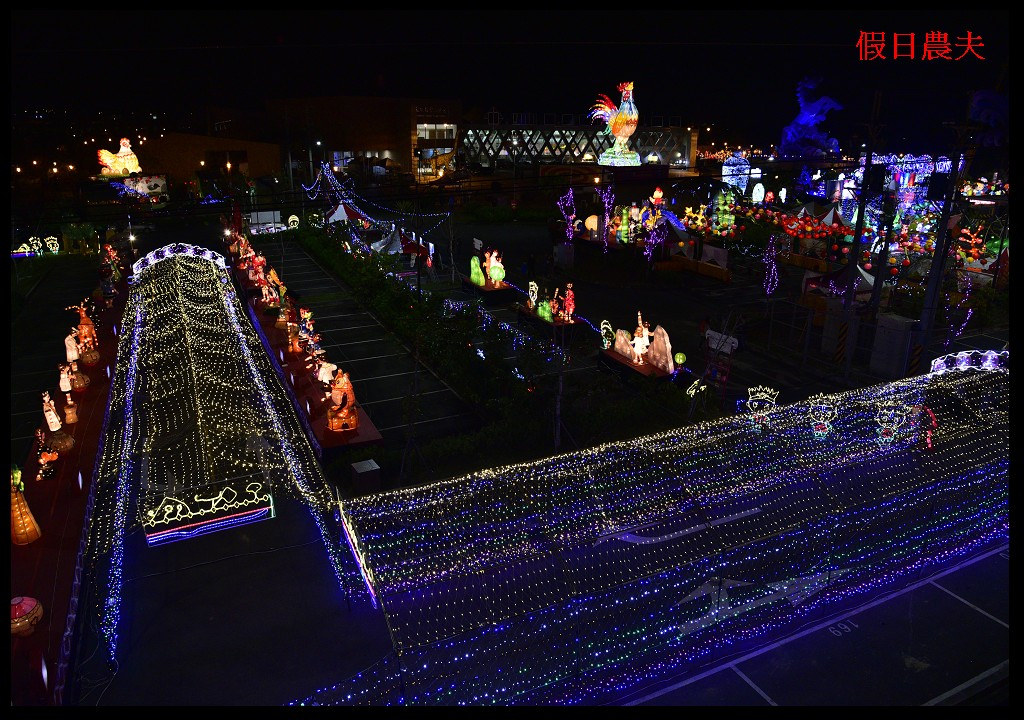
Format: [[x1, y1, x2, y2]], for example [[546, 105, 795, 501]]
[[779, 78, 843, 158]]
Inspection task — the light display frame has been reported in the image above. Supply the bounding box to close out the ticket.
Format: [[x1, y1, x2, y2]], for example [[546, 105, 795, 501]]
[[303, 360, 1008, 706]]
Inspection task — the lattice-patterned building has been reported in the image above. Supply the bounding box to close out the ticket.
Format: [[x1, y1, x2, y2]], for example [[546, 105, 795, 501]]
[[455, 121, 697, 174]]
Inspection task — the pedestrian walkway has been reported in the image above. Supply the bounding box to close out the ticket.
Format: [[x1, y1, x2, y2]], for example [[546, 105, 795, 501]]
[[251, 239, 478, 450]]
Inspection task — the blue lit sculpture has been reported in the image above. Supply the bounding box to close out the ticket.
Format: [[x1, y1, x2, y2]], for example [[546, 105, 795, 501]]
[[779, 77, 842, 159]]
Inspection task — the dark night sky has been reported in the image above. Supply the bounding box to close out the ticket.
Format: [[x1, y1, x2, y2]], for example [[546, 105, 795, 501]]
[[11, 10, 1009, 155]]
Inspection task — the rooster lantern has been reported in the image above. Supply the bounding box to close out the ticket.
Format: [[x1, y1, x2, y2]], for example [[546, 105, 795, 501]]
[[98, 138, 141, 176], [589, 82, 641, 166]]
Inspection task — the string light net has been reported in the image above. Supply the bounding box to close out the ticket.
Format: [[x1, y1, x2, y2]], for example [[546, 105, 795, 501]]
[[298, 360, 1008, 705], [83, 244, 351, 662]]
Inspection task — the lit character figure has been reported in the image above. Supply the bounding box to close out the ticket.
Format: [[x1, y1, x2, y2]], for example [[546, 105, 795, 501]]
[[249, 252, 267, 284], [563, 283, 575, 322], [306, 332, 325, 361], [634, 312, 652, 354], [327, 371, 359, 432], [67, 301, 98, 351], [527, 281, 538, 310], [487, 250, 505, 286], [97, 137, 141, 176], [875, 400, 908, 446], [745, 385, 780, 433], [589, 82, 641, 166], [64, 327, 81, 365], [236, 235, 254, 271], [550, 288, 561, 319], [42, 391, 63, 433], [806, 392, 837, 439], [631, 319, 648, 364], [58, 362, 76, 413], [600, 319, 615, 350], [266, 267, 286, 305], [315, 357, 338, 398]]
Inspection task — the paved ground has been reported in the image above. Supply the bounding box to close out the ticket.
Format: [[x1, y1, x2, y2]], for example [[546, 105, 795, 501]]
[[625, 545, 1008, 706]]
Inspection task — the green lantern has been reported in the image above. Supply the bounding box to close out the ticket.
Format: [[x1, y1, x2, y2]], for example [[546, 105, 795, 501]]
[[674, 352, 686, 365]]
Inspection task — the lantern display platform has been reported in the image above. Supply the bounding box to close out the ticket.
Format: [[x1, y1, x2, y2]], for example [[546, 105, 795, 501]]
[[10, 597, 44, 637], [515, 304, 576, 328], [599, 347, 672, 379], [459, 274, 517, 304], [244, 287, 383, 459]]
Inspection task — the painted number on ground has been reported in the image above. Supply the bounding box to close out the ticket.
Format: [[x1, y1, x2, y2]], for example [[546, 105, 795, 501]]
[[827, 619, 859, 637]]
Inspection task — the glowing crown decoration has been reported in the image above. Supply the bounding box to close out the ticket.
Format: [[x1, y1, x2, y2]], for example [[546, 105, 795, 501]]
[[747, 385, 780, 405]]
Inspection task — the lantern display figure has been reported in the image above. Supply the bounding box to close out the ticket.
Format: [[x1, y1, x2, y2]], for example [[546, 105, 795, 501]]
[[487, 251, 506, 286], [42, 391, 75, 453], [64, 327, 81, 365], [875, 400, 908, 446], [97, 137, 141, 176], [807, 392, 837, 439], [327, 371, 359, 432], [563, 284, 575, 322], [11, 466, 42, 546], [589, 82, 641, 166], [527, 281, 538, 310], [600, 320, 615, 350], [745, 385, 780, 434]]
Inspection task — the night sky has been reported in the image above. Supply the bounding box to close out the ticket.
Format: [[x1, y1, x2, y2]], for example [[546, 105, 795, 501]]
[[12, 10, 1009, 154]]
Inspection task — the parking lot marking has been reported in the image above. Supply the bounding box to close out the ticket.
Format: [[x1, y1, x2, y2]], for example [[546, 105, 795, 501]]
[[624, 543, 1008, 706], [929, 580, 1008, 628], [376, 412, 472, 433], [360, 389, 450, 406], [731, 665, 777, 706], [923, 660, 1008, 706]]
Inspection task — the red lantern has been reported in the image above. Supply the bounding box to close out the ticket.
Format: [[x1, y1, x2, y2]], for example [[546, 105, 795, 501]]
[[842, 247, 849, 254], [891, 267, 900, 275], [739, 225, 746, 232], [865, 263, 873, 271], [832, 244, 839, 251], [902, 258, 911, 267]]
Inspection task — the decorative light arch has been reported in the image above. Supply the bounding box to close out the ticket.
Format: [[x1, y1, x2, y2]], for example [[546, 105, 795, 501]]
[[132, 243, 227, 276]]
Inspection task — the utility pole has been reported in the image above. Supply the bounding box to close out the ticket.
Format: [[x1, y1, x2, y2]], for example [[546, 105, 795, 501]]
[[868, 180, 897, 311], [843, 91, 883, 315], [915, 123, 975, 360]]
